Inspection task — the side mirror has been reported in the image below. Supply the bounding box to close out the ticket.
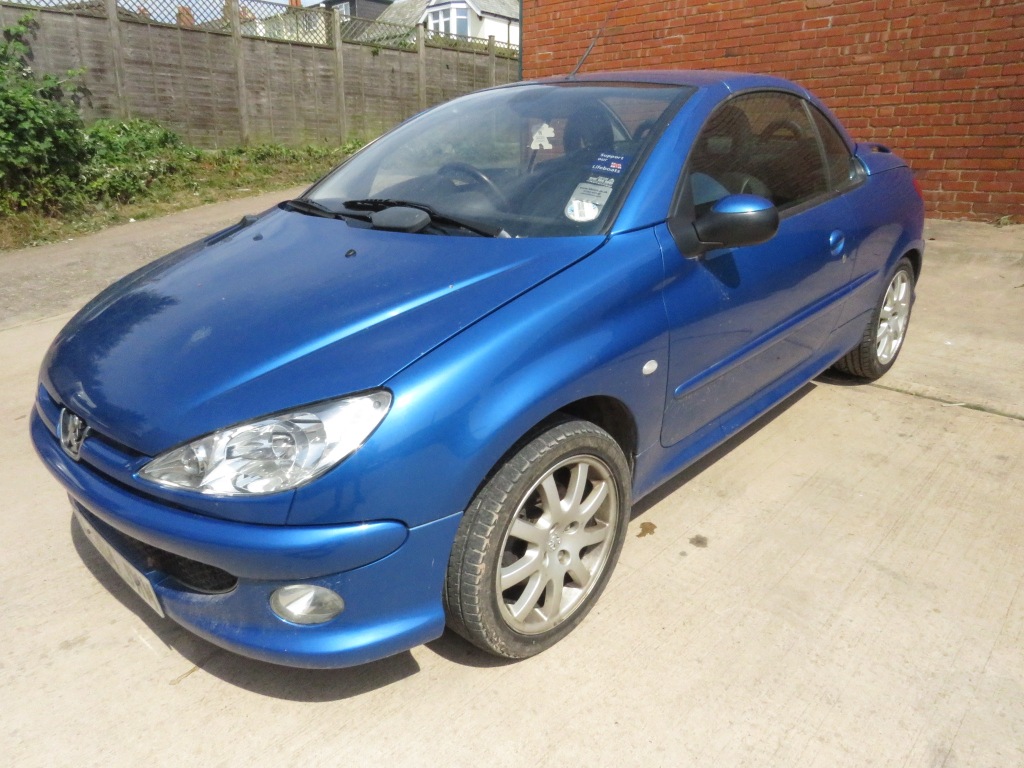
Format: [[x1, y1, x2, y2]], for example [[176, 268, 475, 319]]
[[670, 194, 779, 256]]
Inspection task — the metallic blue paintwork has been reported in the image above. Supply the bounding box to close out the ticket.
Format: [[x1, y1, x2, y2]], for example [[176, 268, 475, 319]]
[[156, 511, 462, 670], [34, 413, 408, 579], [43, 207, 604, 459], [712, 194, 776, 215], [31, 70, 925, 667], [74, 501, 461, 669], [659, 188, 857, 447], [288, 226, 671, 528], [35, 382, 295, 524]]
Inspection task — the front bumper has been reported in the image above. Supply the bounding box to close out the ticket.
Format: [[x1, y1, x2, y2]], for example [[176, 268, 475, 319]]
[[31, 409, 462, 668]]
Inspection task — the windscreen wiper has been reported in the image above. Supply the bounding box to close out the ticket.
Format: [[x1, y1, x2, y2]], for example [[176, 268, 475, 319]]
[[343, 198, 509, 238], [281, 198, 364, 220]]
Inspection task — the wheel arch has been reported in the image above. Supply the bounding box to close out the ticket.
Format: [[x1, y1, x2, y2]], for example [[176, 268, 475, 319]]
[[558, 395, 638, 475], [903, 247, 923, 282], [462, 395, 640, 513]]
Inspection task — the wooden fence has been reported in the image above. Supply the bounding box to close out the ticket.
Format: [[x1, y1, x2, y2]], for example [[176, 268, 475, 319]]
[[0, 1, 520, 147]]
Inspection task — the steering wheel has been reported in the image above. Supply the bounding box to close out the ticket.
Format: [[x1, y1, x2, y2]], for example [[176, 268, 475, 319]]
[[438, 162, 508, 207], [737, 174, 771, 198], [720, 171, 771, 199], [759, 119, 805, 141]]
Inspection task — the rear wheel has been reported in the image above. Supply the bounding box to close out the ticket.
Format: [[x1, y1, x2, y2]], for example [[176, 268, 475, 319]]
[[834, 256, 916, 380], [445, 419, 630, 659]]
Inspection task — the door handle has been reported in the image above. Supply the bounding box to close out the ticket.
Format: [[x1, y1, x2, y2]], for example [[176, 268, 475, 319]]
[[829, 230, 846, 259]]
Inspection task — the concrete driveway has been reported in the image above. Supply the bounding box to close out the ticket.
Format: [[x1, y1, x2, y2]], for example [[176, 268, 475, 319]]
[[1, 198, 1022, 767]]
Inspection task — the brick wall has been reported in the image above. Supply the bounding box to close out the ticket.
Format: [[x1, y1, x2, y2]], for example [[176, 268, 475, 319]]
[[523, 0, 1023, 221]]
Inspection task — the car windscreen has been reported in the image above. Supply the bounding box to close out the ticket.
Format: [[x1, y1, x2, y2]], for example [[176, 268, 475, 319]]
[[306, 82, 694, 238]]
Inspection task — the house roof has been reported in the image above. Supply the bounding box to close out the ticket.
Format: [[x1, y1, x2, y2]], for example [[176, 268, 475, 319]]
[[376, 0, 427, 27], [322, 0, 394, 8], [57, 0, 152, 21], [469, 0, 518, 19]]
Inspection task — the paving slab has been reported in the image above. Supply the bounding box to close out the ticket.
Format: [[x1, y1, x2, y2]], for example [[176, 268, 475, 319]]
[[884, 219, 1024, 419], [1, 208, 1021, 767]]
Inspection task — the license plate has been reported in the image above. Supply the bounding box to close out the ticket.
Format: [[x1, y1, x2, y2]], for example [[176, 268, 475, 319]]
[[74, 508, 165, 618]]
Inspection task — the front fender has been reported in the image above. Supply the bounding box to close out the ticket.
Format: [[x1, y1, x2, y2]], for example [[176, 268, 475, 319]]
[[288, 228, 670, 527]]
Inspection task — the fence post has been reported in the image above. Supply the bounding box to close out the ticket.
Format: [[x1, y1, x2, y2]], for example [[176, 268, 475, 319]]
[[333, 10, 347, 141], [488, 35, 496, 87], [103, 0, 129, 118], [227, 0, 250, 145], [417, 24, 427, 111]]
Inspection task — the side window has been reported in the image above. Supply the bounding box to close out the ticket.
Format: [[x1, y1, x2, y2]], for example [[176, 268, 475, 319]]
[[687, 91, 829, 213], [810, 107, 862, 192]]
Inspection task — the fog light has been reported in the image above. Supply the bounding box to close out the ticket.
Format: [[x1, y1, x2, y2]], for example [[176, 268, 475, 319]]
[[270, 585, 345, 625]]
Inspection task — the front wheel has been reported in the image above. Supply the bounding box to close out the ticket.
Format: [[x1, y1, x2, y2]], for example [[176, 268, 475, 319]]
[[444, 419, 631, 659], [834, 256, 916, 380]]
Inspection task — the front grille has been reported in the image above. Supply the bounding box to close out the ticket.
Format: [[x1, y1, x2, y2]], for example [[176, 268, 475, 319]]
[[131, 540, 239, 595], [80, 506, 238, 594]]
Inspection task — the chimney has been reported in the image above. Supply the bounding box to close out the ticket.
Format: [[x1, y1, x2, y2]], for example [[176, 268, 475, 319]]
[[288, 0, 302, 7]]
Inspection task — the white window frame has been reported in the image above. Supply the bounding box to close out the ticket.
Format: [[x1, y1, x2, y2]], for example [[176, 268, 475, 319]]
[[427, 4, 469, 37]]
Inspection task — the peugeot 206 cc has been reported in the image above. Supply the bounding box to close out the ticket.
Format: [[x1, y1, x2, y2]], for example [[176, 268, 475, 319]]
[[32, 71, 924, 667]]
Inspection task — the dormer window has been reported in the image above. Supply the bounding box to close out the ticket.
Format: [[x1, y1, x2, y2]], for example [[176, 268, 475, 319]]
[[427, 3, 469, 36]]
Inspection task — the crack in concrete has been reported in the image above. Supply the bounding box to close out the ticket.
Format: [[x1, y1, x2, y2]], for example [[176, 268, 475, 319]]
[[869, 382, 1024, 423]]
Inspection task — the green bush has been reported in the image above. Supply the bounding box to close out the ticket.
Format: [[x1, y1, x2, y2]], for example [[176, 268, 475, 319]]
[[0, 14, 366, 229], [0, 17, 200, 212], [0, 15, 90, 213], [82, 119, 198, 203]]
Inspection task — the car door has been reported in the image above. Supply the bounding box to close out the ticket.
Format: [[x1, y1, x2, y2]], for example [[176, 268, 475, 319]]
[[659, 90, 859, 448]]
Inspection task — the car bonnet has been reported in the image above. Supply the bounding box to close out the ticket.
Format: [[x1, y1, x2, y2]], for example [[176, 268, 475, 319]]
[[42, 206, 605, 456]]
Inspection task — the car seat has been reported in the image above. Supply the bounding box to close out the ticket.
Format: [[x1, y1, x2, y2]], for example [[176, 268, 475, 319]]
[[690, 105, 771, 202], [563, 105, 615, 155]]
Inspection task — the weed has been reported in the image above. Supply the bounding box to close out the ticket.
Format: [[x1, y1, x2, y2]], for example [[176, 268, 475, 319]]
[[0, 15, 364, 250], [0, 15, 89, 214]]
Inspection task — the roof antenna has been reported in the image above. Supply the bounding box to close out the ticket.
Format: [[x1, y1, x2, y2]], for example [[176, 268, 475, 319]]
[[569, 0, 622, 78]]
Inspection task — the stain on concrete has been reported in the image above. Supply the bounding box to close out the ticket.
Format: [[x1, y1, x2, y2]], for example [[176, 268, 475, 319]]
[[58, 634, 88, 651], [689, 534, 708, 548], [637, 522, 657, 538]]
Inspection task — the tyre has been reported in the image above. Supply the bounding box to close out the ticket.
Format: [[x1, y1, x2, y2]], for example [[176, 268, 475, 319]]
[[834, 256, 916, 380], [444, 419, 631, 658]]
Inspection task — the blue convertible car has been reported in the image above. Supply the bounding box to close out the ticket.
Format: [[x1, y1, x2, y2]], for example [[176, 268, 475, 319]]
[[32, 71, 924, 667]]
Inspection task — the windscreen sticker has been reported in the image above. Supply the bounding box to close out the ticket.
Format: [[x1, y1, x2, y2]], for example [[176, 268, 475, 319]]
[[530, 123, 555, 150], [565, 176, 615, 222], [591, 152, 629, 176]]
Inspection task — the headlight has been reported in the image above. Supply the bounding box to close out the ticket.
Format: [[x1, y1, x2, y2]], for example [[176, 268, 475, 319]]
[[139, 391, 391, 495]]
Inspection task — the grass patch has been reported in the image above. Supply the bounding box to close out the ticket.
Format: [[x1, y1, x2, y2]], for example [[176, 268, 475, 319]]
[[0, 15, 364, 251], [0, 139, 361, 251]]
